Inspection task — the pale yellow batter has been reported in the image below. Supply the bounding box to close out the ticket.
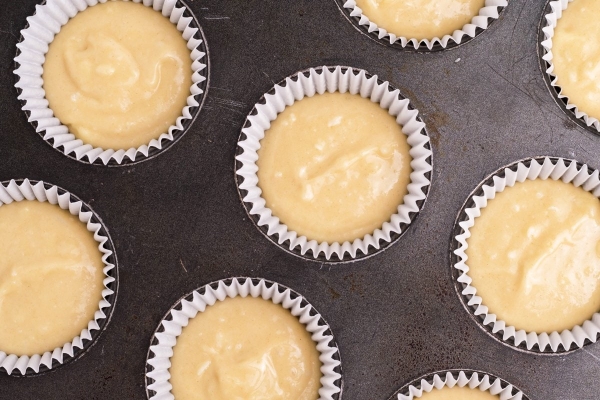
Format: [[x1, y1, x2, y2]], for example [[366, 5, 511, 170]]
[[256, 92, 412, 244], [466, 179, 600, 333], [553, 0, 600, 121], [355, 0, 486, 41], [419, 385, 499, 400], [169, 296, 322, 400], [43, 1, 192, 150], [0, 201, 105, 356]]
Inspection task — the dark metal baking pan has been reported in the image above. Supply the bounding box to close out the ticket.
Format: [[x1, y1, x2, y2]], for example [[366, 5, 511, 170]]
[[2, 0, 600, 398]]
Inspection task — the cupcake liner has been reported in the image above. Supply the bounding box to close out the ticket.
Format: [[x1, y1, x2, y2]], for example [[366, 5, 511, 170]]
[[451, 156, 600, 353], [335, 0, 508, 51], [540, 0, 600, 134], [145, 277, 343, 400], [14, 0, 209, 166], [235, 66, 433, 262], [0, 179, 118, 375], [390, 369, 529, 400]]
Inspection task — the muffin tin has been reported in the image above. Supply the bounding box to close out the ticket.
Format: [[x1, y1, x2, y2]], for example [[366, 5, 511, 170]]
[[3, 0, 600, 398]]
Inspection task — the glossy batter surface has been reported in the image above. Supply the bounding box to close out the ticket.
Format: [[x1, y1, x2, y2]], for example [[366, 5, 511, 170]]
[[553, 0, 600, 121], [43, 1, 192, 149], [256, 92, 412, 244], [419, 386, 499, 399], [355, 0, 485, 40], [0, 201, 105, 356], [466, 179, 600, 333], [169, 296, 322, 400]]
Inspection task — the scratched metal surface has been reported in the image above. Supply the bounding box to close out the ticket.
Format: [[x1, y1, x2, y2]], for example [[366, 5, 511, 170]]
[[0, 0, 599, 399]]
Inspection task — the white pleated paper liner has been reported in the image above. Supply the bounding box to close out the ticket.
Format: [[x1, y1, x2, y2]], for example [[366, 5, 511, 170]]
[[145, 277, 343, 400], [14, 0, 209, 166], [451, 156, 600, 353], [334, 0, 508, 51], [0, 179, 118, 376], [235, 66, 433, 262], [389, 369, 529, 400], [539, 0, 600, 134]]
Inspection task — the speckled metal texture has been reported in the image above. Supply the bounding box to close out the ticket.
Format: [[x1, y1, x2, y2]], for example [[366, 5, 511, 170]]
[[1, 0, 599, 399]]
